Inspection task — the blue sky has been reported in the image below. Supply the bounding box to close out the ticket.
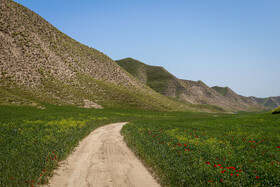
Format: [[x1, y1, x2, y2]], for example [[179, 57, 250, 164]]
[[14, 0, 280, 97]]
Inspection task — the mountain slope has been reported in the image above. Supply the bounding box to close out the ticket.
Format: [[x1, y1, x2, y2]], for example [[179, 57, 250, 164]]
[[0, 0, 193, 111], [250, 96, 280, 109], [212, 86, 263, 110], [116, 58, 263, 111]]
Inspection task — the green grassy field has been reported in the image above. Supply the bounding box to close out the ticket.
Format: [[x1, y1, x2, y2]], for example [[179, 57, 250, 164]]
[[0, 105, 174, 186], [122, 112, 280, 186], [1, 105, 279, 186]]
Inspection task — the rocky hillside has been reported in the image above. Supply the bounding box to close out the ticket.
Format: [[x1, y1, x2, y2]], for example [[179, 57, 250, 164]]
[[0, 0, 194, 111], [250, 96, 280, 109], [116, 58, 263, 111], [212, 86, 263, 110]]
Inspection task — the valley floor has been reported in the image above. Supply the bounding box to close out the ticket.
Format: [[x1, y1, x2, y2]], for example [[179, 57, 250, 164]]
[[1, 105, 279, 186]]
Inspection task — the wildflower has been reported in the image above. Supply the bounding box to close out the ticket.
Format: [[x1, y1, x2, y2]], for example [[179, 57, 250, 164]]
[[230, 174, 233, 176], [256, 176, 260, 179], [236, 174, 239, 177], [220, 179, 223, 182], [218, 164, 222, 166], [206, 162, 211, 164]]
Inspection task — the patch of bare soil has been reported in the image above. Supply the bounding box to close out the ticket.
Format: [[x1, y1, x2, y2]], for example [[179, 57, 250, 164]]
[[46, 122, 160, 187]]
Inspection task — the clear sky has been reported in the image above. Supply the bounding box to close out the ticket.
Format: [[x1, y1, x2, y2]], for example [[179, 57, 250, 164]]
[[14, 0, 280, 97]]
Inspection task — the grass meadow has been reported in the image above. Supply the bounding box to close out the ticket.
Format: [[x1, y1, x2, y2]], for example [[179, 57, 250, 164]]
[[0, 105, 279, 186], [0, 105, 170, 186], [122, 112, 280, 186]]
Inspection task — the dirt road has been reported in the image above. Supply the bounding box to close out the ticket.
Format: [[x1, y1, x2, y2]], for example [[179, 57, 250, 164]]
[[47, 122, 160, 187]]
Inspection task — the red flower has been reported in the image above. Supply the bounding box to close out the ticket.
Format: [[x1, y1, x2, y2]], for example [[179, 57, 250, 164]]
[[221, 170, 225, 174], [256, 176, 260, 179], [206, 162, 211, 164], [236, 174, 239, 177], [230, 174, 233, 176], [10, 177, 13, 180], [218, 164, 222, 166], [214, 165, 217, 168], [42, 169, 45, 172]]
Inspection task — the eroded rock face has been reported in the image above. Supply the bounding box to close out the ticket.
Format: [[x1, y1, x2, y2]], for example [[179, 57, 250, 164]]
[[83, 99, 103, 109], [1, 0, 190, 111]]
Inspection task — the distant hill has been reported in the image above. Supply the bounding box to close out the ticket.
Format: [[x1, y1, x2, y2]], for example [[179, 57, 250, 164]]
[[0, 0, 195, 111], [212, 86, 263, 109], [116, 58, 263, 111], [250, 96, 280, 109]]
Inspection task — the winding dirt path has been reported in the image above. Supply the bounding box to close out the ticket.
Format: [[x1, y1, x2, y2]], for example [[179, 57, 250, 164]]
[[47, 122, 160, 187]]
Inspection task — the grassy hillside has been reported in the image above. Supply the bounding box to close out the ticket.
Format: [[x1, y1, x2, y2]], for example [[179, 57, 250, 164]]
[[272, 106, 280, 114], [212, 86, 263, 110], [0, 0, 194, 111], [212, 86, 229, 96], [117, 58, 182, 95], [251, 97, 280, 109], [117, 58, 263, 112]]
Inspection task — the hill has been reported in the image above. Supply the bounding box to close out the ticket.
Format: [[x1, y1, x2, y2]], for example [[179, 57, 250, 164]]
[[250, 96, 280, 109], [116, 58, 263, 111], [211, 86, 263, 110], [0, 0, 194, 111]]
